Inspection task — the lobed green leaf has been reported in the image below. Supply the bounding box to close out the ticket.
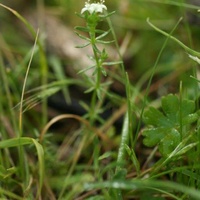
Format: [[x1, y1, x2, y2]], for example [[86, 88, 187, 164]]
[[161, 94, 179, 123], [142, 94, 198, 157], [143, 107, 172, 127]]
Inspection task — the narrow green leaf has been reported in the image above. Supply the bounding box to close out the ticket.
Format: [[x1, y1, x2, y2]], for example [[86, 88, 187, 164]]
[[101, 67, 107, 76], [0, 137, 32, 148], [96, 30, 111, 40], [116, 112, 129, 172], [77, 65, 95, 74], [84, 86, 95, 93], [36, 87, 60, 99], [85, 179, 200, 199], [32, 139, 44, 198], [75, 42, 90, 48], [175, 142, 198, 157], [98, 151, 114, 160], [125, 144, 140, 175], [99, 11, 116, 18], [74, 32, 90, 41], [2, 167, 17, 179], [96, 39, 115, 44], [74, 26, 90, 32], [102, 61, 123, 66]]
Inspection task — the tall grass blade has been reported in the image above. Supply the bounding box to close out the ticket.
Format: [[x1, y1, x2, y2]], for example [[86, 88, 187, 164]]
[[19, 30, 39, 136], [85, 179, 200, 199]]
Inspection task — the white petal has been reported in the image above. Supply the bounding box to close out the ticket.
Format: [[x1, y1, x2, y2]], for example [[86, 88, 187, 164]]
[[81, 7, 88, 14], [81, 1, 107, 14]]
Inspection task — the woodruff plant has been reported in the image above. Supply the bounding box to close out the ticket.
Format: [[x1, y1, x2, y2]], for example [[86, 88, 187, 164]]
[[75, 0, 122, 125], [75, 0, 117, 100]]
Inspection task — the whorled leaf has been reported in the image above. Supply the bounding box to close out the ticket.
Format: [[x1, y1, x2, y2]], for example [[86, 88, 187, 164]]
[[142, 94, 198, 157]]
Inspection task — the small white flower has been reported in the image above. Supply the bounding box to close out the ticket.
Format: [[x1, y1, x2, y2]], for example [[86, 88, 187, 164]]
[[81, 0, 107, 14]]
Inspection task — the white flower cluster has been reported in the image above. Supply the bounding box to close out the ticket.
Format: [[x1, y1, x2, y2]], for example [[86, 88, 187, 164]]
[[81, 0, 107, 14]]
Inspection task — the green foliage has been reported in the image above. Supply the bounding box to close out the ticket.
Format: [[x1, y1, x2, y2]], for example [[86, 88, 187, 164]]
[[75, 12, 116, 78], [142, 94, 199, 157], [0, 137, 44, 198], [1, 0, 200, 199]]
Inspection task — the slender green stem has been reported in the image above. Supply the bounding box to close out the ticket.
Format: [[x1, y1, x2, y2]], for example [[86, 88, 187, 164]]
[[88, 22, 103, 175], [89, 39, 98, 123], [90, 90, 97, 124], [147, 18, 200, 57], [179, 81, 183, 141]]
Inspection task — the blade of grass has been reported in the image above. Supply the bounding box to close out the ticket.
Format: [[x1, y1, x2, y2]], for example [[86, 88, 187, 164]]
[[17, 29, 39, 194], [85, 179, 200, 199], [19, 29, 39, 136], [0, 3, 49, 126], [0, 137, 44, 198], [116, 72, 135, 174], [32, 139, 44, 198], [0, 188, 23, 200]]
